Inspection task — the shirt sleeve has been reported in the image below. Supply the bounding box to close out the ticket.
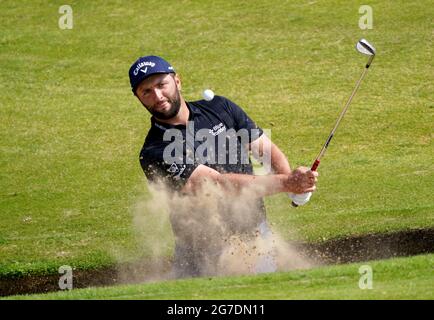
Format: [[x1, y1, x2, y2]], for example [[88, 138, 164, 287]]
[[139, 151, 199, 191], [223, 97, 263, 143]]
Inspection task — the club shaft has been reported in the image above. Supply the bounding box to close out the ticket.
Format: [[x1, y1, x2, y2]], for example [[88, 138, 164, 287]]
[[292, 51, 375, 207], [311, 63, 371, 171]]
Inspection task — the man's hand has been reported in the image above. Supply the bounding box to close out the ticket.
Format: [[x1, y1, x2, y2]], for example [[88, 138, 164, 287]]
[[285, 166, 318, 194]]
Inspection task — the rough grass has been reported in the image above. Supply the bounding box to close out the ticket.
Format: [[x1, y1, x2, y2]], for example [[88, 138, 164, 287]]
[[0, 0, 433, 278]]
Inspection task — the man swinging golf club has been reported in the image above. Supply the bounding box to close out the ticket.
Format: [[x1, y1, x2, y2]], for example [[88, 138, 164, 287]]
[[129, 55, 317, 277]]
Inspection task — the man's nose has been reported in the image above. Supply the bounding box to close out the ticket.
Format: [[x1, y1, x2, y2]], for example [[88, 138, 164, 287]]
[[152, 88, 164, 101]]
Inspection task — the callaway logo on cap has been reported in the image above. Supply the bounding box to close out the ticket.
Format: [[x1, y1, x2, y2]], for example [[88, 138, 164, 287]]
[[128, 55, 175, 93]]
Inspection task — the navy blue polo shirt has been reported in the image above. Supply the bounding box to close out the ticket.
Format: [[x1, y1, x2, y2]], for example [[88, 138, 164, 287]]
[[139, 95, 264, 191]]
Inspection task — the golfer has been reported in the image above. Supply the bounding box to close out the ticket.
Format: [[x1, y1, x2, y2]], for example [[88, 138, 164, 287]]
[[129, 55, 318, 277]]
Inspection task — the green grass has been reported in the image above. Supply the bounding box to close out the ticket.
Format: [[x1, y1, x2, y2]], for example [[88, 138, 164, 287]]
[[0, 0, 433, 280], [4, 254, 433, 300]]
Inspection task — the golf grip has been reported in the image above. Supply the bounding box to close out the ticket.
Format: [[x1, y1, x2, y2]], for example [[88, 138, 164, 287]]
[[291, 159, 320, 207], [311, 159, 320, 172]]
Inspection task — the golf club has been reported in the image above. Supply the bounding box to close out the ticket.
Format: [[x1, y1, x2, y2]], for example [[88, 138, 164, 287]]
[[291, 38, 376, 207]]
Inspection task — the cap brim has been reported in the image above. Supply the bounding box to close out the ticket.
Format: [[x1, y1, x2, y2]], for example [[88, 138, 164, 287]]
[[132, 71, 175, 93]]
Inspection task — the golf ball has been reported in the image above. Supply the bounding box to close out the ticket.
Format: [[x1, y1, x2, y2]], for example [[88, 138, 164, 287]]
[[202, 89, 214, 101]]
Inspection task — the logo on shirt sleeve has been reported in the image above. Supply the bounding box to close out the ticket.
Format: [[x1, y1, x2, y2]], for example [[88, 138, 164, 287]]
[[167, 163, 186, 180]]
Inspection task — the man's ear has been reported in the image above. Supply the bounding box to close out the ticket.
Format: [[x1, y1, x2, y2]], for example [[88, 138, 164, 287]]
[[174, 74, 182, 91]]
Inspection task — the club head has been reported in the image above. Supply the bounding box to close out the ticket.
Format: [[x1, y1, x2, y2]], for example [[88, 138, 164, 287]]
[[356, 39, 376, 56]]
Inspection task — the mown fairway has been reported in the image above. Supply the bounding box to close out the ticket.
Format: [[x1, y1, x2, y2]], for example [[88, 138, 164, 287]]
[[0, 0, 432, 295], [4, 254, 433, 300]]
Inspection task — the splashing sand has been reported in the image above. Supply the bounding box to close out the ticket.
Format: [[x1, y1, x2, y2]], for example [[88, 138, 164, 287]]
[[121, 178, 313, 282]]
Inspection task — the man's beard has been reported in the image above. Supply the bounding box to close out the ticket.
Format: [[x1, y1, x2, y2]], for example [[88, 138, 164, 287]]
[[144, 89, 181, 120]]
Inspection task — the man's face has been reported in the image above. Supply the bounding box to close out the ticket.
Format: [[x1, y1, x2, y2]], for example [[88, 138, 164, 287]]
[[135, 73, 182, 120]]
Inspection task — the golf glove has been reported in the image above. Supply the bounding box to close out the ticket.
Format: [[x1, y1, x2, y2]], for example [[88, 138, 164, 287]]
[[288, 192, 312, 206]]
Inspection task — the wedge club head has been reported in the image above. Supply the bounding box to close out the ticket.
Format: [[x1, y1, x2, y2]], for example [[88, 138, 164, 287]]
[[356, 39, 376, 55], [356, 39, 376, 67]]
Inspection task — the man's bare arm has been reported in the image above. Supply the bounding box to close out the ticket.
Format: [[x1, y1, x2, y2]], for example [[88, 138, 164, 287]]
[[182, 164, 317, 197], [250, 134, 291, 174]]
